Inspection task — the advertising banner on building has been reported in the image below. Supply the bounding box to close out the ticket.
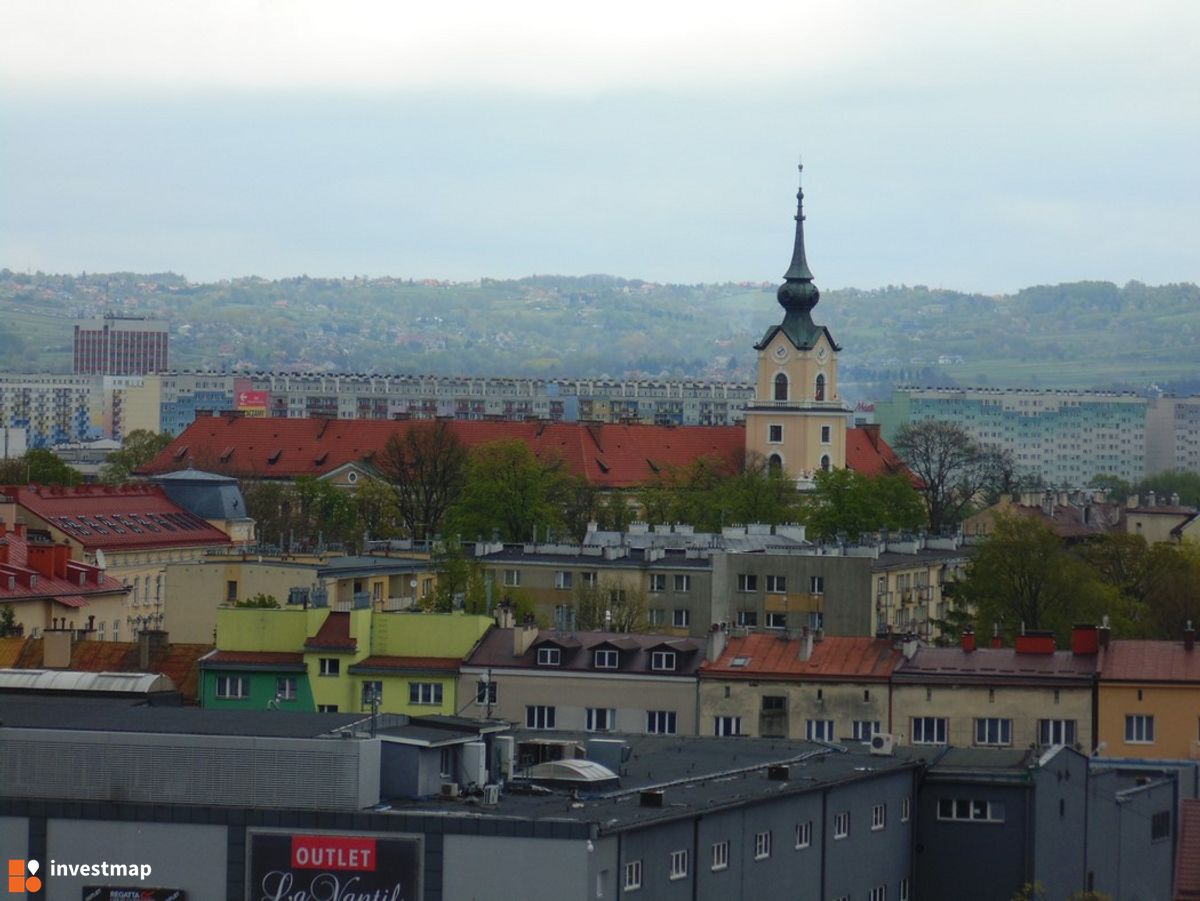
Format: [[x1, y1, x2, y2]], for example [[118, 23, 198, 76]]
[[247, 831, 420, 901], [235, 388, 269, 417], [82, 889, 185, 900]]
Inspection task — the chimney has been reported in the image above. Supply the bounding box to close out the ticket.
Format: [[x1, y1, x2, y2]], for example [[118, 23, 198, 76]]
[[990, 624, 1003, 649], [1041, 490, 1054, 518], [513, 622, 539, 658], [861, 422, 881, 450], [1015, 630, 1056, 655], [1148, 491, 1157, 508], [44, 629, 73, 668], [1071, 624, 1099, 656], [1098, 617, 1111, 650], [1186, 621, 1195, 653], [798, 628, 814, 662], [25, 542, 56, 580], [961, 628, 976, 653], [54, 542, 70, 579], [138, 629, 169, 671], [1172, 492, 1181, 507], [706, 624, 728, 662]]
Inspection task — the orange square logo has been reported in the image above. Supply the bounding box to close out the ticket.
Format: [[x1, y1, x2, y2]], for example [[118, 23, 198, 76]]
[[6, 859, 41, 894]]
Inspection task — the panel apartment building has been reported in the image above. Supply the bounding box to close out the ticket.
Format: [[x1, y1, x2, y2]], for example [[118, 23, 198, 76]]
[[73, 316, 168, 375]]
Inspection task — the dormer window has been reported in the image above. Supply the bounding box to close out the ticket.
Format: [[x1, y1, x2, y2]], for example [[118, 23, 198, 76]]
[[594, 649, 618, 669], [651, 651, 677, 671], [537, 647, 561, 666]]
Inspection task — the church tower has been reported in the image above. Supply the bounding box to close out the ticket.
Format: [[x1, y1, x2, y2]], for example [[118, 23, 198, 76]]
[[745, 166, 848, 482]]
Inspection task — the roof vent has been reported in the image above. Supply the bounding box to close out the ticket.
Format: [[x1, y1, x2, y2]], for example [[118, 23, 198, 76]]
[[639, 789, 665, 808], [768, 764, 791, 781]]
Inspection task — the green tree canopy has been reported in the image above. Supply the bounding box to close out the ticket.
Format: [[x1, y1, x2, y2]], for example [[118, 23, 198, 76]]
[[0, 449, 83, 486], [449, 440, 574, 542], [639, 454, 801, 532], [100, 429, 174, 483], [800, 467, 925, 541]]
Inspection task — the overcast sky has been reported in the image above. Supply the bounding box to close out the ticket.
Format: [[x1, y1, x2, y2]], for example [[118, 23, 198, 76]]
[[1, 1, 1197, 292]]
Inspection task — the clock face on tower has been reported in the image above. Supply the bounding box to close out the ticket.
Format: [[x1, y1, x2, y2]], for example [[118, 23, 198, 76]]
[[773, 343, 789, 363], [815, 344, 828, 363]]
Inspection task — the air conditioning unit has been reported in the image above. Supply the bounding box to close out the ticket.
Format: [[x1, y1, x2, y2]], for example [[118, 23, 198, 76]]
[[482, 784, 500, 806], [869, 733, 895, 756], [440, 782, 460, 798]]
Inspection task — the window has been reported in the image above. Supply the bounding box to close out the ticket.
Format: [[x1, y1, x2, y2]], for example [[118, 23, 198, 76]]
[[769, 424, 783, 443], [737, 573, 758, 592], [361, 680, 383, 706], [276, 676, 297, 701], [526, 705, 556, 729], [1152, 810, 1171, 842], [673, 574, 690, 592], [1039, 719, 1076, 746], [714, 716, 743, 737], [623, 860, 642, 892], [408, 682, 442, 705], [647, 609, 665, 627], [651, 650, 677, 670], [767, 612, 787, 630], [901, 797, 911, 823], [912, 716, 948, 744], [815, 373, 826, 401], [795, 821, 811, 849], [872, 804, 886, 831], [774, 373, 788, 402], [766, 575, 786, 593], [1126, 714, 1155, 743], [226, 580, 238, 601], [215, 675, 248, 699], [317, 704, 339, 712], [810, 575, 824, 594], [754, 830, 771, 860], [582, 571, 597, 587], [975, 717, 1013, 747], [868, 887, 887, 901], [899, 878, 910, 901], [475, 680, 497, 705], [806, 719, 835, 741], [319, 657, 340, 677], [672, 609, 690, 628], [98, 622, 106, 641], [768, 453, 783, 475], [555, 570, 573, 590], [422, 577, 433, 597], [439, 747, 454, 779], [853, 720, 881, 741], [649, 574, 666, 592], [937, 798, 1006, 822], [647, 710, 677, 734], [834, 812, 850, 839], [820, 454, 831, 472], [587, 708, 615, 732], [669, 850, 688, 881], [821, 425, 831, 443], [762, 695, 786, 712], [595, 649, 619, 669], [711, 840, 729, 871], [736, 610, 758, 627], [537, 646, 561, 666], [112, 620, 119, 641], [503, 569, 521, 587]]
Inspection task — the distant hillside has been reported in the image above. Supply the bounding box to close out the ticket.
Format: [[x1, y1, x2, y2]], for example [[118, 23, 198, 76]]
[[2, 269, 1198, 403]]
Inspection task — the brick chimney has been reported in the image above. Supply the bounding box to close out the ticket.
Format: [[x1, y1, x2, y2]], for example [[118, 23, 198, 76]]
[[961, 628, 976, 653], [1015, 629, 1056, 655], [1071, 624, 1099, 656], [513, 621, 539, 657], [138, 629, 169, 671], [25, 541, 57, 580]]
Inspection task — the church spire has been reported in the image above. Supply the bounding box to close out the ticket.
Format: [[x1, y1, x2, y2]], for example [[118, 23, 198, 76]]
[[771, 162, 823, 346], [783, 163, 815, 282]]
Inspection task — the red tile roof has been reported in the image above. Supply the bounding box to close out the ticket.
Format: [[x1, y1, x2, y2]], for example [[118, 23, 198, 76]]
[[349, 656, 462, 673], [141, 415, 747, 489], [201, 650, 305, 669], [1177, 799, 1200, 900], [5, 483, 232, 551], [0, 530, 127, 604], [304, 611, 356, 651], [700, 633, 903, 680], [10, 638, 212, 701], [894, 646, 1097, 683], [845, 426, 916, 482], [1101, 640, 1200, 683]]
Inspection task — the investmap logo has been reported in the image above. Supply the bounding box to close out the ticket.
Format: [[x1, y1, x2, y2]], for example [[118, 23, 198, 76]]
[[7, 859, 42, 894]]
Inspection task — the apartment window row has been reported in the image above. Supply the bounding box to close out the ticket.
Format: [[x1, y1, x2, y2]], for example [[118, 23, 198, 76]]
[[409, 682, 442, 706], [912, 716, 1080, 748], [524, 706, 679, 735], [214, 675, 249, 699], [937, 798, 1006, 823], [648, 574, 693, 592]]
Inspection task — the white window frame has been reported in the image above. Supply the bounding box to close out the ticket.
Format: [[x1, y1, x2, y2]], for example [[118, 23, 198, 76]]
[[647, 710, 677, 735], [853, 720, 881, 741], [669, 850, 688, 881], [215, 675, 249, 699], [409, 682, 442, 705], [834, 811, 850, 839], [767, 612, 787, 630], [623, 860, 642, 892], [319, 657, 340, 677], [937, 798, 1006, 823], [595, 649, 619, 669], [526, 705, 556, 729], [795, 821, 811, 849], [899, 878, 910, 901], [872, 803, 886, 831], [1125, 714, 1155, 744], [587, 707, 615, 732], [806, 719, 835, 742], [868, 886, 887, 901], [765, 574, 786, 594], [821, 424, 832, 444], [737, 573, 758, 592], [754, 830, 771, 860], [582, 571, 597, 587], [736, 610, 758, 627], [715, 716, 742, 737], [711, 840, 729, 871], [673, 574, 691, 592], [503, 569, 521, 587], [1038, 718, 1077, 746], [912, 716, 948, 745], [651, 650, 677, 671], [276, 676, 297, 701], [649, 573, 666, 593], [810, 575, 825, 594], [975, 717, 1012, 747], [901, 797, 911, 823], [554, 570, 573, 590], [537, 646, 561, 666], [672, 609, 690, 628]]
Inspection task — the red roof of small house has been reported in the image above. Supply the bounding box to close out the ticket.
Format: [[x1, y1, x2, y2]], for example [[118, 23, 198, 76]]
[[7, 637, 212, 701], [893, 645, 1097, 685], [845, 426, 916, 482], [4, 483, 232, 552], [200, 650, 306, 670], [304, 611, 356, 651], [1101, 640, 1200, 683], [700, 633, 904, 681], [140, 414, 747, 489], [1176, 799, 1200, 900], [0, 529, 127, 604], [348, 656, 462, 673]]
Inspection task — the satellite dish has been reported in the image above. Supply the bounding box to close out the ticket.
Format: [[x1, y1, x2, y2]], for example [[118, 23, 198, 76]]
[[410, 579, 418, 588], [95, 549, 107, 570]]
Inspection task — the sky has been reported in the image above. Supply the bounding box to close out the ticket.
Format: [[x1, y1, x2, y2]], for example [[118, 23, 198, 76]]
[[1, 1, 1198, 293]]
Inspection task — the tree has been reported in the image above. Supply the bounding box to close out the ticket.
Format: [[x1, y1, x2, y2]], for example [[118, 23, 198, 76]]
[[1133, 469, 1200, 507], [430, 537, 488, 613], [892, 421, 1008, 533], [800, 468, 925, 541], [294, 477, 357, 547], [596, 491, 635, 532], [0, 449, 83, 486], [374, 422, 468, 540], [572, 576, 648, 632], [353, 478, 405, 540], [955, 513, 1120, 645], [233, 593, 280, 608], [100, 429, 174, 483], [0, 604, 19, 637], [637, 454, 793, 532], [449, 440, 574, 542]]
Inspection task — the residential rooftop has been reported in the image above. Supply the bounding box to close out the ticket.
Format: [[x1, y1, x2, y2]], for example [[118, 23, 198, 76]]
[[1101, 639, 1200, 683], [702, 633, 905, 680]]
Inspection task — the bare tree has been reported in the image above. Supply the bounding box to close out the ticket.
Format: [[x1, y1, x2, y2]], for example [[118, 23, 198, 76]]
[[892, 420, 1008, 533], [374, 421, 468, 540], [572, 576, 648, 632]]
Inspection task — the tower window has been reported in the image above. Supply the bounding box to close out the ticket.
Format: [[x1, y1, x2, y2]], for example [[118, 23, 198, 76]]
[[769, 424, 783, 443], [768, 454, 783, 475], [774, 373, 789, 402], [815, 374, 826, 402], [820, 454, 831, 472]]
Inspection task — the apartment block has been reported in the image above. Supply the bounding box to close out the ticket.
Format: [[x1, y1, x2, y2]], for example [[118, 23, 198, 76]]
[[73, 316, 168, 375], [0, 372, 99, 446]]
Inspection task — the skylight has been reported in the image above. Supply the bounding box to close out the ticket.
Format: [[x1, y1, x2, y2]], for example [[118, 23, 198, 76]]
[[731, 656, 751, 667]]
